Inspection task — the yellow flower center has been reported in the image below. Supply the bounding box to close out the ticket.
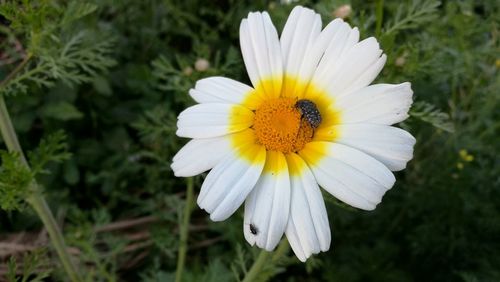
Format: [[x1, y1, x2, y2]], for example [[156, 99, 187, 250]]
[[233, 76, 342, 172], [253, 98, 314, 153]]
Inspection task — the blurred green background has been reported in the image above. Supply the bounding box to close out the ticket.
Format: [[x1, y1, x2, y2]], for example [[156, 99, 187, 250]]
[[0, 0, 498, 281]]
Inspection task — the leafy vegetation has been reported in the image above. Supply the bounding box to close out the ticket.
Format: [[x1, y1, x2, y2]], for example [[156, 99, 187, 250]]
[[0, 0, 498, 281]]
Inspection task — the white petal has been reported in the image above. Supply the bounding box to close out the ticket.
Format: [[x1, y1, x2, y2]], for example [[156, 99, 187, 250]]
[[285, 219, 306, 261], [176, 103, 254, 138], [300, 142, 395, 210], [197, 141, 266, 222], [280, 6, 322, 90], [316, 37, 385, 98], [334, 124, 416, 171], [240, 11, 283, 97], [337, 82, 413, 125], [171, 136, 231, 177], [189, 76, 253, 104], [285, 153, 331, 262], [244, 151, 290, 251], [342, 55, 387, 95], [312, 20, 359, 88], [307, 18, 345, 72]]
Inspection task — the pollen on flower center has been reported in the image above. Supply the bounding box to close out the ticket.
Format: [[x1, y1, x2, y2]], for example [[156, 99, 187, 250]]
[[253, 98, 315, 153]]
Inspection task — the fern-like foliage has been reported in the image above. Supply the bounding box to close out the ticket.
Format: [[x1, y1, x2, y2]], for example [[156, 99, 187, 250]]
[[0, 151, 33, 211], [0, 1, 116, 96], [6, 248, 52, 282], [0, 131, 70, 211], [61, 2, 98, 27], [384, 0, 441, 36], [410, 101, 454, 132], [1, 31, 116, 96], [151, 55, 187, 92], [380, 0, 441, 49], [230, 244, 291, 282], [28, 131, 72, 176], [132, 106, 176, 144]]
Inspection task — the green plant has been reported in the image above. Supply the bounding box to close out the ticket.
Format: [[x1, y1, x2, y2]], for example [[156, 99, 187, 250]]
[[1, 0, 498, 281]]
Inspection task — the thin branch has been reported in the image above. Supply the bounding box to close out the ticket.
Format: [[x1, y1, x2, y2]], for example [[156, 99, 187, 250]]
[[94, 216, 159, 233], [190, 237, 223, 250], [0, 54, 32, 89]]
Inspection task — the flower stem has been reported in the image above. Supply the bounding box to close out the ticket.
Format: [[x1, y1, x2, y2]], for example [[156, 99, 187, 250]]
[[0, 95, 83, 282], [27, 191, 82, 282], [242, 249, 270, 282], [175, 177, 194, 282], [375, 0, 385, 37], [242, 239, 289, 282], [271, 238, 290, 263], [0, 95, 23, 155]]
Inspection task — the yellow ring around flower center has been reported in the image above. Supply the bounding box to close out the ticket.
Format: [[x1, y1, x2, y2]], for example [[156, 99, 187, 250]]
[[253, 98, 314, 153], [232, 75, 342, 173]]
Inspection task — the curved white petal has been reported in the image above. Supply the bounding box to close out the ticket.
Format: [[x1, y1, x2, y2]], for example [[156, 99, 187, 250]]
[[244, 151, 290, 251], [334, 124, 416, 171], [197, 139, 266, 222], [189, 76, 254, 104], [171, 136, 231, 177], [342, 54, 387, 95], [176, 103, 254, 138], [285, 153, 331, 262], [240, 11, 282, 97], [312, 20, 359, 89], [280, 6, 322, 96], [307, 18, 346, 72], [315, 36, 385, 98], [337, 82, 413, 125], [300, 142, 395, 210], [285, 221, 306, 261]]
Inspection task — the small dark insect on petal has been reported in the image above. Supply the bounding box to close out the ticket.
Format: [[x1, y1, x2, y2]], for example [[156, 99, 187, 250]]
[[249, 224, 258, 235], [295, 99, 322, 129]]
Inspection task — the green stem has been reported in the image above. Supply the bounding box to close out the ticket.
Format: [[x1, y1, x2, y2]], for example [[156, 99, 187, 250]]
[[242, 249, 270, 282], [271, 238, 289, 263], [0, 95, 83, 282], [375, 0, 384, 37], [27, 191, 82, 282], [242, 239, 289, 282], [0, 96, 23, 155], [175, 177, 194, 282]]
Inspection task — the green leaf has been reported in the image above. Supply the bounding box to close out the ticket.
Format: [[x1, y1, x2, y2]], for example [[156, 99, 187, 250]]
[[0, 151, 33, 211], [6, 249, 52, 282], [28, 130, 72, 176], [41, 101, 83, 121], [381, 0, 441, 48], [410, 101, 455, 132], [92, 76, 113, 96], [63, 159, 80, 185], [61, 2, 98, 26], [0, 16, 116, 97], [6, 256, 17, 282]]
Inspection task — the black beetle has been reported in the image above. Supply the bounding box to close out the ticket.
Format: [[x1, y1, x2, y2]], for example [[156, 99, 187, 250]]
[[295, 99, 322, 129], [249, 224, 258, 235]]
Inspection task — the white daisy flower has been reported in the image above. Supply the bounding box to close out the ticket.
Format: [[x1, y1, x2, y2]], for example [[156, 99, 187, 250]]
[[171, 6, 415, 262]]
